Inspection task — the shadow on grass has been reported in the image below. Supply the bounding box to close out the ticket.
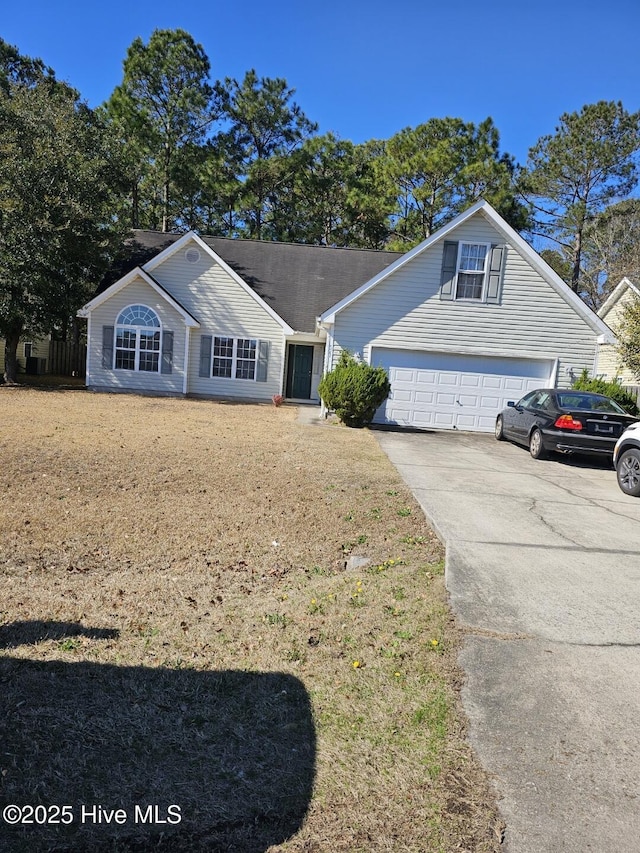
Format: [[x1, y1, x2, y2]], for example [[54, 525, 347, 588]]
[[0, 622, 316, 853], [0, 377, 87, 392]]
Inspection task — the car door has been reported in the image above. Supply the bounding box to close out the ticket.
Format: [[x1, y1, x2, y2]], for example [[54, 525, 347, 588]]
[[505, 391, 538, 443]]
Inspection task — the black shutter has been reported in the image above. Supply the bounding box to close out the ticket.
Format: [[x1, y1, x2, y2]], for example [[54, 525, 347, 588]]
[[102, 325, 114, 369], [439, 241, 458, 301], [199, 335, 212, 377], [161, 330, 174, 374], [486, 245, 505, 304]]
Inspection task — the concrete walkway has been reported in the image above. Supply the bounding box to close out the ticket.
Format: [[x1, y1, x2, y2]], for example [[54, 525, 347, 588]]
[[374, 429, 640, 853]]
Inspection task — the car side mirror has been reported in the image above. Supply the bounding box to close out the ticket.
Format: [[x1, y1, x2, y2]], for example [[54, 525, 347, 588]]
[[507, 401, 516, 408]]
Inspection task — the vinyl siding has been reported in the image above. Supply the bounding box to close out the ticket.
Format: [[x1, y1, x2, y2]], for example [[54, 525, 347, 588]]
[[0, 337, 49, 375], [331, 212, 598, 387], [596, 290, 638, 383], [149, 248, 285, 400], [87, 277, 185, 395]]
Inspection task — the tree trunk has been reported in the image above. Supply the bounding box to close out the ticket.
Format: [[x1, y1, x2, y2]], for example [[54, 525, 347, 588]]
[[571, 220, 585, 292], [132, 181, 140, 229], [162, 143, 171, 233], [3, 322, 23, 384]]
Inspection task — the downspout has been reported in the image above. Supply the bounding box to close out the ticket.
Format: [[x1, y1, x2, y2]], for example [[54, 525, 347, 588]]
[[279, 330, 287, 397], [183, 327, 191, 396], [86, 315, 92, 387], [594, 334, 609, 377], [319, 320, 334, 418]]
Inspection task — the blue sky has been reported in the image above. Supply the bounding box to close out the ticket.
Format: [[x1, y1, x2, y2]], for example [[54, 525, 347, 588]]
[[3, 0, 639, 165]]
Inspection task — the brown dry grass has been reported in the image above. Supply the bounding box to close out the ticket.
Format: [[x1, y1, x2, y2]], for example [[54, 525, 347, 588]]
[[0, 387, 501, 853]]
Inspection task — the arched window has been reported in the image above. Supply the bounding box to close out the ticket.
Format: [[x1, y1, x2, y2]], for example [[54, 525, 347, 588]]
[[115, 305, 161, 372]]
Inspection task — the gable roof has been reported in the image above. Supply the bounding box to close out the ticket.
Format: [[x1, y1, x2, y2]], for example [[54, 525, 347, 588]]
[[78, 266, 200, 327], [318, 199, 615, 341], [101, 230, 403, 334], [598, 277, 640, 321]]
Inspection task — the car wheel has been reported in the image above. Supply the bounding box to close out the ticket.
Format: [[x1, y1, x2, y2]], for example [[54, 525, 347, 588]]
[[616, 448, 640, 497], [529, 428, 547, 460], [495, 415, 505, 441]]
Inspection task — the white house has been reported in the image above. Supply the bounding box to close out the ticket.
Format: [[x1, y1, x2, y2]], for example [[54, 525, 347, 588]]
[[595, 277, 640, 384], [78, 200, 614, 433]]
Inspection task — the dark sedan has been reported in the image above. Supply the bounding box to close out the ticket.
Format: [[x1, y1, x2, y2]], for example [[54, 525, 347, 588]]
[[495, 389, 639, 460]]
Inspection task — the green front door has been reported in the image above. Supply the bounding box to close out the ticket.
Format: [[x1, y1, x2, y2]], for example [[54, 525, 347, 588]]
[[286, 345, 314, 399]]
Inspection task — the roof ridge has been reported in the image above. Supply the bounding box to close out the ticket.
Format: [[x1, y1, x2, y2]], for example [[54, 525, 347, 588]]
[[204, 234, 404, 256]]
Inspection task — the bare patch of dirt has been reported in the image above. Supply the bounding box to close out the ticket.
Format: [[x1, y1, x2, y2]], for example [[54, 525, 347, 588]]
[[0, 389, 501, 852]]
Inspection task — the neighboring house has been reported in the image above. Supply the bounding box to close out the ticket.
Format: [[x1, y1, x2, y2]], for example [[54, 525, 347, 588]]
[[595, 277, 640, 384], [319, 200, 614, 431], [78, 200, 614, 433], [0, 337, 49, 376]]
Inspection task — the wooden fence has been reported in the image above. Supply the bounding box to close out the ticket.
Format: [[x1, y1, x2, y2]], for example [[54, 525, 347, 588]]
[[48, 340, 87, 377]]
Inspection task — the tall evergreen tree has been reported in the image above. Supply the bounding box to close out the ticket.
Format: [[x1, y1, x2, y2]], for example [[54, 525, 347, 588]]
[[267, 134, 392, 247], [381, 117, 527, 249], [216, 70, 317, 239], [104, 29, 216, 232], [580, 199, 640, 308], [522, 101, 640, 292], [0, 40, 128, 383]]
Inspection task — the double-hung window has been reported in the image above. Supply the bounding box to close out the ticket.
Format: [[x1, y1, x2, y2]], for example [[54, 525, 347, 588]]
[[455, 242, 490, 301], [212, 337, 234, 378], [212, 336, 257, 380], [115, 305, 161, 372]]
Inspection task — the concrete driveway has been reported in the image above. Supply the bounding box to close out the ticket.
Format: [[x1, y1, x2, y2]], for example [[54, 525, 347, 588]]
[[375, 429, 640, 853]]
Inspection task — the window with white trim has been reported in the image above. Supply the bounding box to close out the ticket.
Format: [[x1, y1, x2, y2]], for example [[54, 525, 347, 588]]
[[212, 336, 257, 380], [455, 242, 490, 300], [115, 305, 161, 372]]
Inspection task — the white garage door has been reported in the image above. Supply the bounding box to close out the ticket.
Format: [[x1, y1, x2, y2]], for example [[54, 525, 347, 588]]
[[372, 349, 554, 432]]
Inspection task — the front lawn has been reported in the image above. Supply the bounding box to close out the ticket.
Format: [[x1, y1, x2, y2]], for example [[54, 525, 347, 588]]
[[0, 389, 501, 852]]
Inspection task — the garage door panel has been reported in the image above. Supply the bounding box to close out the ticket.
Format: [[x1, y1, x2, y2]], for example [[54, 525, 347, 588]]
[[415, 391, 434, 403], [416, 370, 437, 383], [481, 376, 502, 389], [478, 415, 498, 430], [461, 375, 481, 388], [438, 373, 460, 386], [458, 394, 479, 406], [504, 377, 528, 391], [373, 348, 553, 433], [394, 368, 416, 382], [480, 396, 501, 409], [436, 392, 456, 405]]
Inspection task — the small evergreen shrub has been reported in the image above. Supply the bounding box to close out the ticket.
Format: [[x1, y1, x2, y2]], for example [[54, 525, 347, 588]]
[[572, 369, 639, 415], [318, 351, 391, 428]]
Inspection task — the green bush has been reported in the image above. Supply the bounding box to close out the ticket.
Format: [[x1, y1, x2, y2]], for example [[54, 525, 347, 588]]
[[318, 351, 391, 428], [572, 369, 639, 415]]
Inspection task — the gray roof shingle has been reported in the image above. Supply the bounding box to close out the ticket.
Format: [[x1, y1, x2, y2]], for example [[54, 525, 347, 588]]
[[110, 231, 402, 333]]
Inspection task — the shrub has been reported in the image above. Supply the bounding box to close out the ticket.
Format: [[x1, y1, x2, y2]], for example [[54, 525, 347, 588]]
[[318, 351, 391, 428], [572, 369, 639, 415]]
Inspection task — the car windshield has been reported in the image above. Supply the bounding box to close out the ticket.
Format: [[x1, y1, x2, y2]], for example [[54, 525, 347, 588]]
[[556, 393, 627, 414]]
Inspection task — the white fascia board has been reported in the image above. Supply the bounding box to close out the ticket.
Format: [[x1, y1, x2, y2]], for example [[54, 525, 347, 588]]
[[320, 198, 615, 342], [319, 200, 488, 323], [77, 267, 200, 327], [145, 232, 295, 335], [598, 277, 640, 319]]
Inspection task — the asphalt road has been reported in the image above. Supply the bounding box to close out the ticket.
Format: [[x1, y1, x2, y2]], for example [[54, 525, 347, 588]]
[[375, 428, 640, 853]]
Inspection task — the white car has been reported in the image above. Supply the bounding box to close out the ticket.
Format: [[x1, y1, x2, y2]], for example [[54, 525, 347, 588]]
[[613, 422, 640, 497]]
